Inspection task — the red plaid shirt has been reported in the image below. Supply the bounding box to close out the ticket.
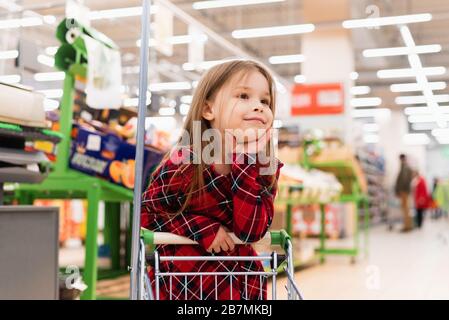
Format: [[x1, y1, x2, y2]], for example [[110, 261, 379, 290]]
[[141, 147, 283, 300]]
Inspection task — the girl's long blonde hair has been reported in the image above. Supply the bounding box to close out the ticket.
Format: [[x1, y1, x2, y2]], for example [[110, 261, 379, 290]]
[[152, 59, 278, 215]]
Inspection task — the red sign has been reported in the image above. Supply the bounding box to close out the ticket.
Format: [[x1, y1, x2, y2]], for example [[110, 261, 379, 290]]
[[291, 83, 344, 116]]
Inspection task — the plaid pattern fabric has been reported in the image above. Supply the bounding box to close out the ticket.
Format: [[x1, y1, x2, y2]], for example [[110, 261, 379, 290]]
[[141, 147, 283, 300]]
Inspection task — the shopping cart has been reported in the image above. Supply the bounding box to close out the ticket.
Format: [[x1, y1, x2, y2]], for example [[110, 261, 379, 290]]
[[135, 228, 303, 300]]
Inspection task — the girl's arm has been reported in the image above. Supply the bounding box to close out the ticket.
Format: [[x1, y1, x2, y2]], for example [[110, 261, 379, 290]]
[[141, 158, 221, 250], [230, 152, 283, 242]]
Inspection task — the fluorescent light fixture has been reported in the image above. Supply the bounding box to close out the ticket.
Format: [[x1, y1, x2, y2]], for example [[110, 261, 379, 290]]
[[390, 82, 446, 92], [182, 59, 230, 71], [408, 114, 449, 123], [363, 44, 441, 57], [294, 74, 306, 84], [396, 94, 449, 105], [193, 0, 284, 10], [350, 86, 371, 95], [34, 72, 65, 82], [0, 0, 23, 12], [232, 24, 315, 39], [179, 103, 190, 115], [350, 72, 359, 80], [405, 106, 449, 115], [403, 133, 430, 145], [0, 16, 43, 29], [0, 50, 18, 60], [123, 65, 140, 74], [352, 108, 391, 118], [123, 98, 139, 107], [135, 38, 157, 47], [363, 123, 379, 132], [88, 6, 158, 20], [43, 99, 59, 111], [37, 89, 63, 99], [342, 13, 432, 29], [268, 54, 305, 64], [363, 134, 379, 144], [43, 15, 56, 24], [181, 95, 193, 104], [45, 46, 58, 56], [431, 128, 449, 137], [37, 54, 55, 67], [351, 97, 382, 107], [436, 136, 449, 144], [273, 119, 283, 129], [166, 34, 208, 45], [159, 107, 176, 116], [0, 74, 20, 83], [412, 122, 438, 131], [149, 81, 192, 92], [377, 66, 446, 78]]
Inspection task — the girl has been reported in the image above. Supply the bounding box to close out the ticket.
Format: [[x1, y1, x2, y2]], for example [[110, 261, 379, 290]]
[[141, 59, 283, 300]]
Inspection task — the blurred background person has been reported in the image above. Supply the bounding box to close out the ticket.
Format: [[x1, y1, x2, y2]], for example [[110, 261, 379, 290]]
[[395, 154, 413, 232], [412, 170, 431, 229]]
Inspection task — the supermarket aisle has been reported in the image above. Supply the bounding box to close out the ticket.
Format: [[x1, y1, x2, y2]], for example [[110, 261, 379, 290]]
[[272, 218, 449, 300]]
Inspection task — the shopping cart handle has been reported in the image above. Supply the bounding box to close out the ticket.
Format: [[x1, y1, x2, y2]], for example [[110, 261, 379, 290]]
[[141, 228, 291, 250]]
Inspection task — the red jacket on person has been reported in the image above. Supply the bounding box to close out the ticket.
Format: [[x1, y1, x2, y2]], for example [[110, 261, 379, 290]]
[[141, 147, 283, 300], [414, 176, 430, 209]]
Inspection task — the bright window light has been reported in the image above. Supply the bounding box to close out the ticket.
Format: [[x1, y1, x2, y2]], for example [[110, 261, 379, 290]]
[[193, 0, 284, 10], [268, 54, 305, 64], [342, 13, 432, 29], [390, 82, 446, 92], [43, 15, 56, 24], [232, 24, 315, 39]]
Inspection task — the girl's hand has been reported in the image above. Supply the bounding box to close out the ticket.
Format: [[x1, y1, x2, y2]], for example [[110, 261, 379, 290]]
[[207, 226, 235, 253]]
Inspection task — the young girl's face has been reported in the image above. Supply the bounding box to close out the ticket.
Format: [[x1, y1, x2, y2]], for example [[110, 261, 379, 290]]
[[203, 70, 274, 137]]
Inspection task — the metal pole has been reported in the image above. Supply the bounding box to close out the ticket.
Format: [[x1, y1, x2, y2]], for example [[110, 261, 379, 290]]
[[130, 0, 151, 300]]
